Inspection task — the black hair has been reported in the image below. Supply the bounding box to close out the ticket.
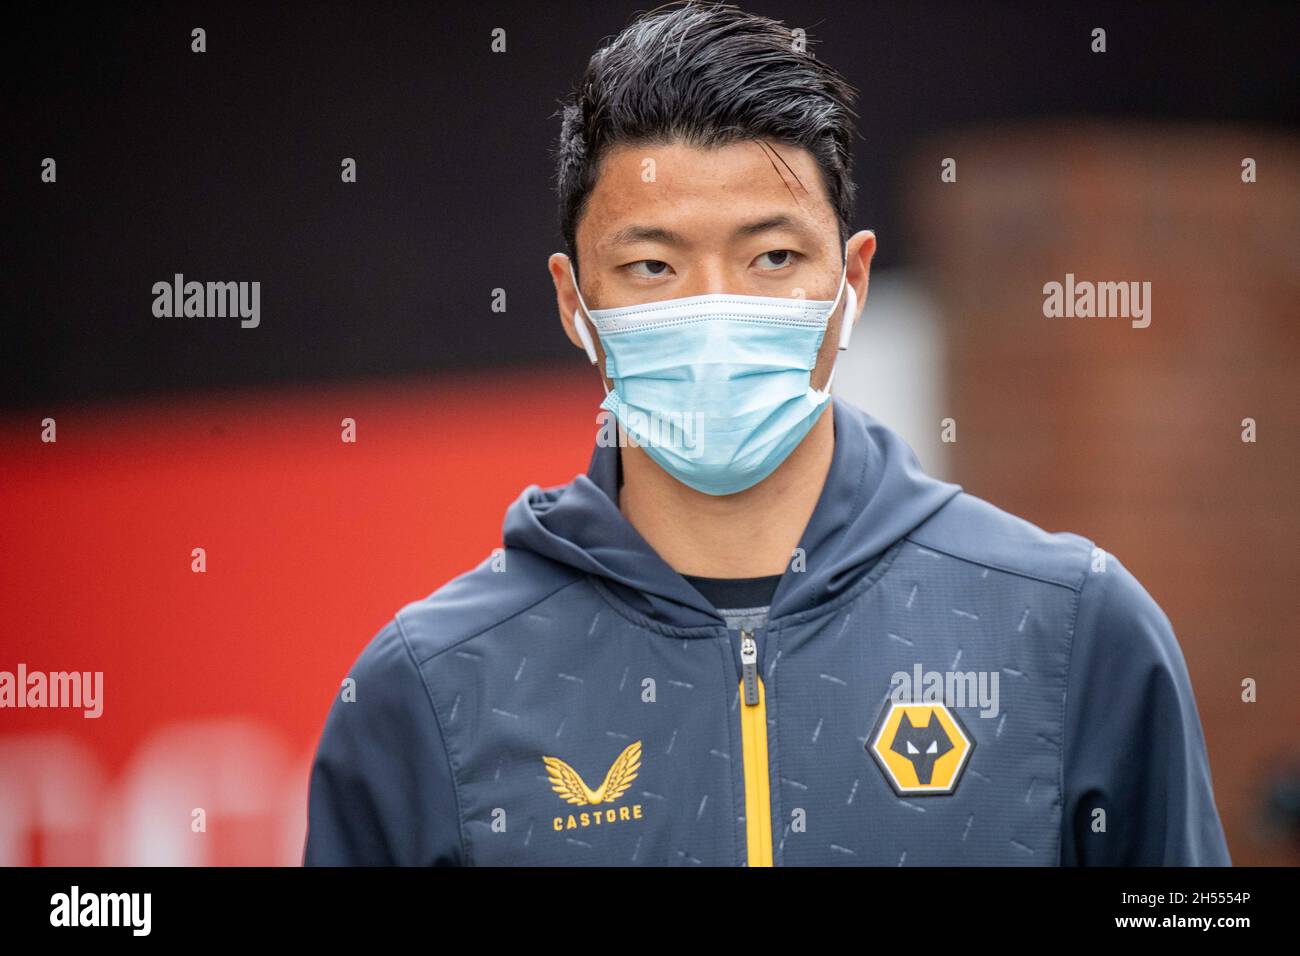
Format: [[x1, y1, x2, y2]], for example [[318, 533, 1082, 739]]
[[554, 0, 859, 277]]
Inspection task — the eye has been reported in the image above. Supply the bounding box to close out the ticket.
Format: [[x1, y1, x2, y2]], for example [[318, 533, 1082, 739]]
[[926, 741, 938, 754], [625, 259, 672, 278], [906, 741, 919, 754], [754, 249, 799, 270]]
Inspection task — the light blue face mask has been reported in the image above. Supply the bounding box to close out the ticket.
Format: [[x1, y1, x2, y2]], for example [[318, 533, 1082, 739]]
[[568, 247, 856, 496]]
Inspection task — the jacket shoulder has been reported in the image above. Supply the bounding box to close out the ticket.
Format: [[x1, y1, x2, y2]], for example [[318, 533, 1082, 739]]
[[905, 491, 1095, 591], [393, 547, 583, 663]]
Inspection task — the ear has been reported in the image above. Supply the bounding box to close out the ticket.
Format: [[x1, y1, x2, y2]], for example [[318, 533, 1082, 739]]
[[549, 252, 593, 357], [549, 252, 610, 380], [841, 229, 876, 344]]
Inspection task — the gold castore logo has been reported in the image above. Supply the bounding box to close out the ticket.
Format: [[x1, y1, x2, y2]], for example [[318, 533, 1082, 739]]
[[868, 702, 974, 795], [543, 740, 645, 831]]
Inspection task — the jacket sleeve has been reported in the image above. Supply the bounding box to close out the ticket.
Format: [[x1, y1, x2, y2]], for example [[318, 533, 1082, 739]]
[[1059, 553, 1231, 865], [302, 618, 464, 865]]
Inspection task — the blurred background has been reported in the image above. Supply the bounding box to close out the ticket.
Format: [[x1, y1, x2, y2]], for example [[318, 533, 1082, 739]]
[[2, 1, 1297, 865]]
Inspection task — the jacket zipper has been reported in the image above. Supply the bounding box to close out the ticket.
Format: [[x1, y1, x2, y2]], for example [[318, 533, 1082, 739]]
[[738, 628, 773, 866]]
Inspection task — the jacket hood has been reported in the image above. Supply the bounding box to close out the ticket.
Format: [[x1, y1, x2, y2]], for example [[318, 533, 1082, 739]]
[[502, 395, 962, 631]]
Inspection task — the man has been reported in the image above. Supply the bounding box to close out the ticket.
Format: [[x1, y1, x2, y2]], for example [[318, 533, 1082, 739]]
[[303, 1, 1230, 866]]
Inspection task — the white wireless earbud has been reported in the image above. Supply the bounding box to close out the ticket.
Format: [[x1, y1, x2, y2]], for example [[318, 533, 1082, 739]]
[[837, 283, 858, 351], [567, 255, 602, 366], [819, 282, 858, 397], [573, 308, 599, 365]]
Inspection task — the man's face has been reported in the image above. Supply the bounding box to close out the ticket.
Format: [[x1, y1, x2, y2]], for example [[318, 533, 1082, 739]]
[[552, 138, 872, 393]]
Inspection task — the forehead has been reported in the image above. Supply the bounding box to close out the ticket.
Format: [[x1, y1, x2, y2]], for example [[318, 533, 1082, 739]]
[[580, 139, 836, 254]]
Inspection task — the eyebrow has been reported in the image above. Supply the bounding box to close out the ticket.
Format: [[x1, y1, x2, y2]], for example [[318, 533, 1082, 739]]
[[606, 214, 817, 248]]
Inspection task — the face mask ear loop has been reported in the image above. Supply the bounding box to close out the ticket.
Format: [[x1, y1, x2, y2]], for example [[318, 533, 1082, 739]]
[[817, 255, 855, 398], [568, 259, 611, 396]]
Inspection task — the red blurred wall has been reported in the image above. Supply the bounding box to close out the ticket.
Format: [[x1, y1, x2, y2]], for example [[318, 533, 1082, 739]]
[[0, 368, 600, 864]]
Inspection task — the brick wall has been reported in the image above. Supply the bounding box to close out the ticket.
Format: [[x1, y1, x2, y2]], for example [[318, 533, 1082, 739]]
[[906, 122, 1300, 865]]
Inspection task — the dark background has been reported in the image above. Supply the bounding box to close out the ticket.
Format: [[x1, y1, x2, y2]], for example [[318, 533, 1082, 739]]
[[7, 0, 1298, 408]]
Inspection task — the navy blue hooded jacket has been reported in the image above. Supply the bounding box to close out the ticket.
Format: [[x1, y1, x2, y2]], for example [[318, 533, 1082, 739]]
[[302, 396, 1231, 866]]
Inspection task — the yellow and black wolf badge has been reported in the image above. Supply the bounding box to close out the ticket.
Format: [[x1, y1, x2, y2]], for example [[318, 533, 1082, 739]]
[[867, 701, 975, 796]]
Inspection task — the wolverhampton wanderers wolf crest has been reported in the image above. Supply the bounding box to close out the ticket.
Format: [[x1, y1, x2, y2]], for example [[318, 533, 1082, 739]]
[[543, 740, 645, 831], [868, 702, 974, 796]]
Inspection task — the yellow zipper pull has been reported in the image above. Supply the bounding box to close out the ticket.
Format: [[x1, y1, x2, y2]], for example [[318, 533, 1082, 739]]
[[737, 627, 772, 865]]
